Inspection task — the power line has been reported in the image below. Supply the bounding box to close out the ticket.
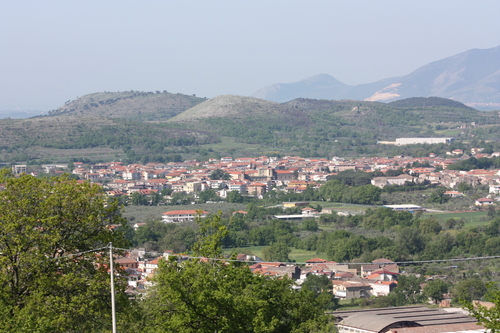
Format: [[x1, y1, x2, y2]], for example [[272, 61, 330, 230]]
[[110, 246, 500, 266]]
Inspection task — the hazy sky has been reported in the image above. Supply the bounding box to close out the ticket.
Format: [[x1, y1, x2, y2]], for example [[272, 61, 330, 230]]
[[2, 1, 499, 110]]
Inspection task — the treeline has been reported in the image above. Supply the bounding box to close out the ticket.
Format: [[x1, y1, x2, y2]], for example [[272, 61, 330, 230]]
[[164, 100, 500, 159], [447, 156, 500, 171], [128, 201, 500, 267]]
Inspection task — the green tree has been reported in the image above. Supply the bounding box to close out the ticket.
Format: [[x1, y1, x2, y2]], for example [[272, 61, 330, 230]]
[[462, 282, 500, 332], [427, 186, 450, 204], [453, 278, 487, 302], [142, 212, 335, 332], [457, 182, 472, 193], [227, 190, 244, 203], [0, 173, 130, 332], [170, 191, 191, 205], [302, 219, 319, 231], [419, 218, 442, 235], [261, 242, 292, 262], [389, 274, 425, 306], [198, 188, 220, 203], [130, 191, 148, 205], [150, 190, 161, 205], [302, 274, 339, 311], [423, 279, 449, 304], [209, 168, 231, 180], [396, 227, 426, 256]]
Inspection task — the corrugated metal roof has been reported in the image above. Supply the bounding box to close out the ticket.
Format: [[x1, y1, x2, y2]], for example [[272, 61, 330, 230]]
[[335, 306, 480, 333]]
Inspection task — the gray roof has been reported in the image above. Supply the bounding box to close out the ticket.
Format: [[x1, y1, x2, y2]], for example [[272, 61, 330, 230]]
[[335, 306, 477, 333], [340, 313, 420, 332]]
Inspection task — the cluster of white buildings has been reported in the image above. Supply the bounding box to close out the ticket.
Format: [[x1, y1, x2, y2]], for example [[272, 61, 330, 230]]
[[63, 151, 500, 206]]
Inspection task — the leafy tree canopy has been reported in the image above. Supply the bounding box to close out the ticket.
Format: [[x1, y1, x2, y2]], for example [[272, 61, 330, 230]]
[[209, 168, 231, 180], [143, 212, 335, 332], [0, 171, 130, 332]]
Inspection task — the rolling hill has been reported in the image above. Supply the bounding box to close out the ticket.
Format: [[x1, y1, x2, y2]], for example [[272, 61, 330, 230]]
[[1, 90, 500, 165], [167, 95, 283, 122], [49, 90, 206, 121]]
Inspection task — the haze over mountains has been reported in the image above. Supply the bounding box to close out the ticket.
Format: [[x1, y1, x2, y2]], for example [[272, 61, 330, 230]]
[[252, 46, 500, 110]]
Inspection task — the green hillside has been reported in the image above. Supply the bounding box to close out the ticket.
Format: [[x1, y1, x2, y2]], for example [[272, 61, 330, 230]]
[[388, 96, 475, 110], [49, 90, 206, 121], [165, 96, 500, 157], [1, 93, 500, 164]]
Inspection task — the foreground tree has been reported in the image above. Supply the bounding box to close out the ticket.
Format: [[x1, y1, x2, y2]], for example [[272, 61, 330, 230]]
[[462, 282, 500, 332], [142, 212, 336, 332], [0, 172, 131, 332]]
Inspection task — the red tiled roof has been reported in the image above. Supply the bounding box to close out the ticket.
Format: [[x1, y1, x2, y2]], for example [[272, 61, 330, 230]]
[[306, 258, 327, 263], [162, 210, 209, 215]]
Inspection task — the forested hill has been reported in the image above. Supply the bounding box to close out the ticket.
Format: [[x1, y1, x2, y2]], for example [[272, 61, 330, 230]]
[[1, 93, 500, 164], [388, 97, 475, 110], [166, 95, 498, 144], [48, 91, 206, 121]]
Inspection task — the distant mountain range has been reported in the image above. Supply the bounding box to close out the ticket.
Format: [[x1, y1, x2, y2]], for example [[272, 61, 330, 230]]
[[252, 46, 500, 110]]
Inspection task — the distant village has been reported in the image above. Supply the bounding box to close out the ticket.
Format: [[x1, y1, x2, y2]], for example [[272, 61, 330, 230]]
[[13, 144, 500, 211]]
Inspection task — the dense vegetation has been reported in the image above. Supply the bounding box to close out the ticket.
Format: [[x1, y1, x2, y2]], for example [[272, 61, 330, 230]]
[[447, 155, 500, 171], [170, 97, 500, 158], [0, 172, 132, 332], [0, 174, 336, 332], [142, 213, 337, 332], [1, 93, 500, 164]]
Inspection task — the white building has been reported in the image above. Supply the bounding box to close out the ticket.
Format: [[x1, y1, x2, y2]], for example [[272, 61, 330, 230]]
[[162, 209, 209, 223], [383, 204, 424, 212], [395, 137, 453, 145]]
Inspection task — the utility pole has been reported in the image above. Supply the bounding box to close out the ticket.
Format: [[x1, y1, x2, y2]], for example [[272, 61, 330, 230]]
[[109, 243, 117, 333]]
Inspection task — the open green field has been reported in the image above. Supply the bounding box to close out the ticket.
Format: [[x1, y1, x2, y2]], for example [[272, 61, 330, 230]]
[[223, 245, 319, 263], [198, 136, 287, 157], [35, 147, 124, 162], [424, 210, 490, 228]]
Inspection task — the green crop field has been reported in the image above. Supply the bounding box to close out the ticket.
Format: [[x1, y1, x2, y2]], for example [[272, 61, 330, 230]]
[[424, 210, 491, 228]]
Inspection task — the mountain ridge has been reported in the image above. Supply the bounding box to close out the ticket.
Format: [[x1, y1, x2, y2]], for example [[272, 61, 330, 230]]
[[251, 46, 500, 109]]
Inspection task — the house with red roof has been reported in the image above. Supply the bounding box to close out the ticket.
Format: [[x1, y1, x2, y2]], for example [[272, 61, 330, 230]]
[[162, 210, 209, 223], [305, 258, 328, 266], [476, 197, 495, 206]]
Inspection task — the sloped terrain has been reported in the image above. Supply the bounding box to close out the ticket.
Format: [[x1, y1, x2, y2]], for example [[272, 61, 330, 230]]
[[252, 46, 500, 108], [0, 115, 217, 151], [167, 95, 283, 122], [49, 91, 206, 121]]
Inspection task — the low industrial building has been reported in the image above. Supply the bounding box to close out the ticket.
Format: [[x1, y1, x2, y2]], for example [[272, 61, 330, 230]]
[[383, 204, 424, 212], [334, 306, 482, 333]]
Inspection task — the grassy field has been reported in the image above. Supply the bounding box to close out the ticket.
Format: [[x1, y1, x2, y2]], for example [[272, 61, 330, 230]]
[[198, 136, 287, 158], [33, 147, 124, 162], [223, 245, 319, 263], [424, 210, 491, 228]]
